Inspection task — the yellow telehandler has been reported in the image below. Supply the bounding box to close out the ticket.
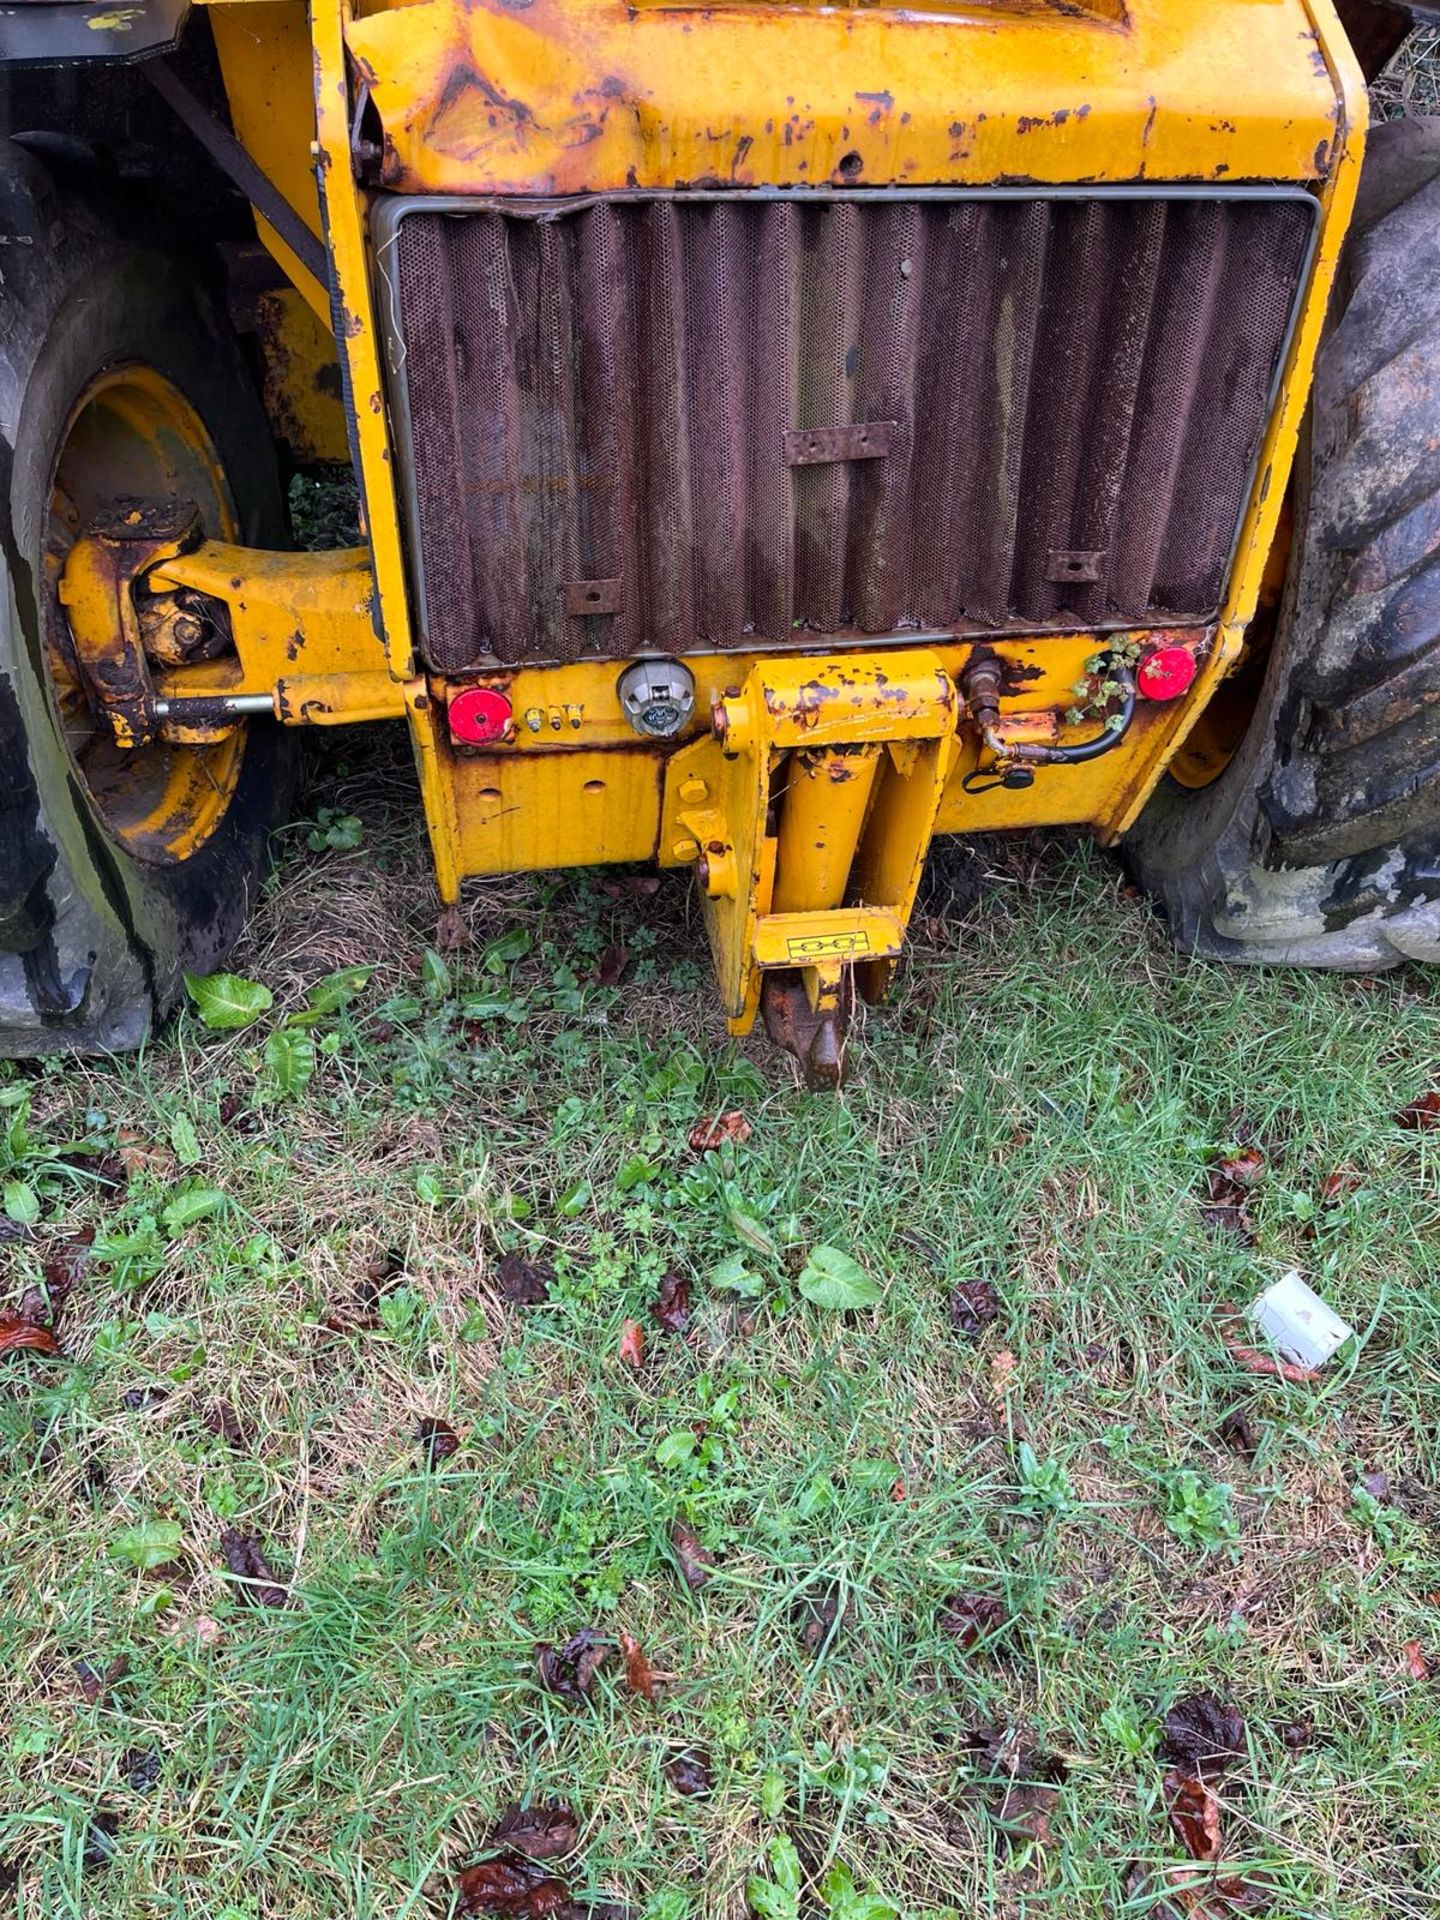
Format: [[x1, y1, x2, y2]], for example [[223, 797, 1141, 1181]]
[[0, 0, 1437, 1081]]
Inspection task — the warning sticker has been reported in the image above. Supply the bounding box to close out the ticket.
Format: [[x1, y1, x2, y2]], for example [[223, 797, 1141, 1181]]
[[785, 929, 872, 961]]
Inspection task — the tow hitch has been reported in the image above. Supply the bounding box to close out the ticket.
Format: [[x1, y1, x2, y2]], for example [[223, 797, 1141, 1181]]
[[661, 654, 958, 1088]]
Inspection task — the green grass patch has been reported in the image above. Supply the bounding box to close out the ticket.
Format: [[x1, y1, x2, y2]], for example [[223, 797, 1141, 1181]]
[[2, 754, 1439, 1919]]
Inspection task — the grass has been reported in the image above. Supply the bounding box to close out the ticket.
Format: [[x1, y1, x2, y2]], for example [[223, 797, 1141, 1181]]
[[1, 725, 1439, 1919]]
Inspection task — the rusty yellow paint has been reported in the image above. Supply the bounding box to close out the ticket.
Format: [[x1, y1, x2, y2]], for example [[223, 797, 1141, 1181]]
[[752, 911, 906, 972], [647, 654, 958, 1028], [146, 543, 407, 725], [311, 0, 422, 693], [345, 0, 1341, 198], [207, 2, 331, 321], [49, 369, 247, 863], [771, 748, 882, 915], [253, 288, 350, 467], [181, 0, 1370, 1026]]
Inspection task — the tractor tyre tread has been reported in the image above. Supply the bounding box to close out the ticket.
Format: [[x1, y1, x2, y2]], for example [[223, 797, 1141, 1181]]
[[1126, 115, 1440, 971]]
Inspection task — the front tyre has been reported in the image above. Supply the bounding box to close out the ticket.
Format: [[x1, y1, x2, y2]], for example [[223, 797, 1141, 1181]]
[[1127, 118, 1440, 970], [0, 144, 297, 1052]]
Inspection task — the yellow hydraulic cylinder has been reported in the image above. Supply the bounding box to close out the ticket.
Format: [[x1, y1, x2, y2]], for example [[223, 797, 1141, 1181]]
[[772, 749, 881, 915]]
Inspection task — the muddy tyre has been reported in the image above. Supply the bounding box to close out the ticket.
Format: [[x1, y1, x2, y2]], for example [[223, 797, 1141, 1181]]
[[0, 144, 296, 1053], [1127, 117, 1440, 969]]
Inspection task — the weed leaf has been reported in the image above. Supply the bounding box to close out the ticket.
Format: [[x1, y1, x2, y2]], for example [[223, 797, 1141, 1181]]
[[710, 1252, 763, 1297], [3, 1180, 38, 1227], [110, 1521, 182, 1572], [168, 1113, 201, 1167], [162, 1188, 226, 1234], [798, 1246, 882, 1311], [264, 1027, 315, 1096], [307, 966, 373, 1015], [728, 1204, 777, 1260], [183, 971, 272, 1031]]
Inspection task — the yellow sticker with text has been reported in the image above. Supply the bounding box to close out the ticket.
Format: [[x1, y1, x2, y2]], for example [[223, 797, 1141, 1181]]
[[785, 930, 872, 961]]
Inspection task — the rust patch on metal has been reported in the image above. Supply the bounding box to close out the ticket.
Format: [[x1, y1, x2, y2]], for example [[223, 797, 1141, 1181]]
[[390, 193, 1312, 673]]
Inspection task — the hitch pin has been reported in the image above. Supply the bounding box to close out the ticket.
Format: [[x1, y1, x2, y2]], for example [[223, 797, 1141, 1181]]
[[152, 693, 276, 718]]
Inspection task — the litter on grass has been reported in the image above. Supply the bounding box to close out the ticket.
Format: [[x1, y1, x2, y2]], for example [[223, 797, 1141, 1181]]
[[1249, 1270, 1354, 1370]]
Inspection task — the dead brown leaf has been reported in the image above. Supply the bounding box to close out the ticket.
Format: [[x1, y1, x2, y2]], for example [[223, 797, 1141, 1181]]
[[1128, 1863, 1271, 1919], [1319, 1169, 1358, 1208], [663, 1750, 713, 1797], [36, 1228, 92, 1326], [435, 903, 472, 952], [1216, 1305, 1317, 1385], [940, 1591, 1006, 1650], [74, 1656, 128, 1705], [618, 1630, 657, 1700], [82, 1809, 120, 1873], [327, 1249, 407, 1331], [1165, 1772, 1222, 1862], [669, 1519, 714, 1591], [687, 1112, 752, 1154], [535, 1628, 611, 1699], [592, 944, 630, 988], [218, 1529, 290, 1608], [489, 1801, 579, 1860], [115, 1127, 178, 1183], [456, 1851, 571, 1917], [651, 1269, 690, 1335], [1217, 1404, 1259, 1459], [950, 1277, 1000, 1339], [59, 1148, 127, 1191], [795, 1582, 845, 1655], [418, 1417, 461, 1467], [0, 1315, 61, 1359], [1158, 1694, 1246, 1780], [497, 1252, 554, 1307], [618, 1320, 645, 1369], [217, 1091, 260, 1134], [1201, 1147, 1265, 1244], [1403, 1641, 1431, 1681], [120, 1386, 169, 1413], [205, 1402, 248, 1451], [988, 1782, 1060, 1850], [1397, 1090, 1440, 1130]]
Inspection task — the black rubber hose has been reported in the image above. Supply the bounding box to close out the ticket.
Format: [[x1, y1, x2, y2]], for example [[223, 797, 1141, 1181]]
[[1019, 655, 1137, 765]]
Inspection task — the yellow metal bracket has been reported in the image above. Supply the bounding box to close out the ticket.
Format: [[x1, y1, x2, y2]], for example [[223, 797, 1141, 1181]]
[[60, 522, 405, 744], [660, 652, 957, 1079], [148, 540, 402, 726]]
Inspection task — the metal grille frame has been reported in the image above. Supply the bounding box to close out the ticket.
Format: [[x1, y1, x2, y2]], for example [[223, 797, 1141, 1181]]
[[373, 185, 1320, 676]]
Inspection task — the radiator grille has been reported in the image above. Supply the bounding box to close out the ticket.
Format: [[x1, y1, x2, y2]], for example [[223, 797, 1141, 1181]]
[[385, 191, 1315, 673]]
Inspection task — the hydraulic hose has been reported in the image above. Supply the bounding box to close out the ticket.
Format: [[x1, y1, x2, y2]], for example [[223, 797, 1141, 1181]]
[[982, 653, 1137, 767]]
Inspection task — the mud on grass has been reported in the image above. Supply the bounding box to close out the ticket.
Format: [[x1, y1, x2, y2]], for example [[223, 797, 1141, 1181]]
[[0, 725, 1437, 1917]]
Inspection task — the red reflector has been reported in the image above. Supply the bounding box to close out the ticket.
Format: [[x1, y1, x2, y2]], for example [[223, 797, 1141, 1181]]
[[448, 686, 513, 745], [1136, 644, 1198, 702]]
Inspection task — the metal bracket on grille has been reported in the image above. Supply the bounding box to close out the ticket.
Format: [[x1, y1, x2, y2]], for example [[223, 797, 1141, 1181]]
[[1046, 549, 1105, 585], [564, 578, 623, 617], [784, 423, 895, 467]]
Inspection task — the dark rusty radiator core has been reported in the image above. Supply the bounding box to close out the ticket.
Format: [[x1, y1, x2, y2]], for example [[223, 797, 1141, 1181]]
[[382, 190, 1315, 673]]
